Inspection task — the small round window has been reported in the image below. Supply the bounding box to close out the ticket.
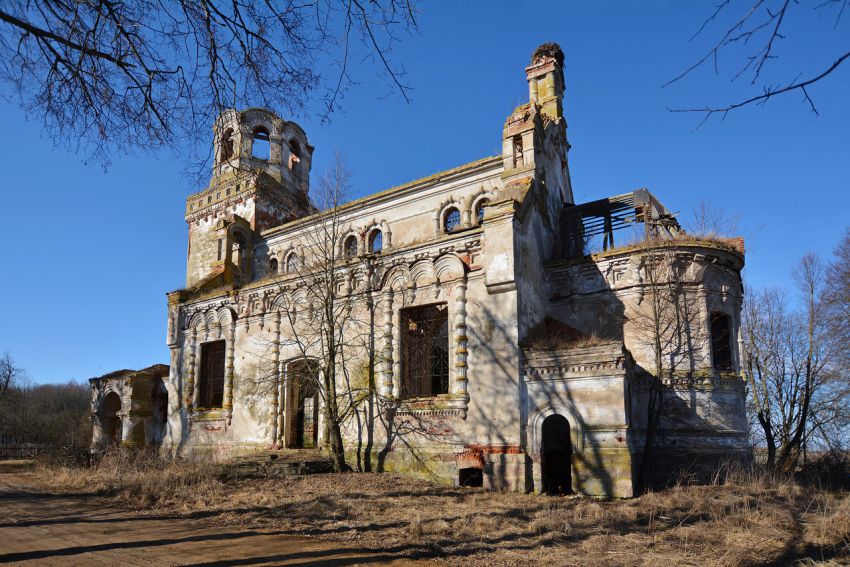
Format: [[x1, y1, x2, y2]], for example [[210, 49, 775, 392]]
[[444, 207, 461, 233], [369, 230, 383, 254], [344, 235, 358, 259]]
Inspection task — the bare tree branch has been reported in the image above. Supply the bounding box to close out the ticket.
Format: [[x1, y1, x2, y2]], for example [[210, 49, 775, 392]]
[[0, 1, 418, 167], [665, 1, 848, 123]]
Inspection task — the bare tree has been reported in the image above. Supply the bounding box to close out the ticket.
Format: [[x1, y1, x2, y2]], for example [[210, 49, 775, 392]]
[[685, 200, 741, 239], [626, 237, 703, 490], [666, 1, 849, 124], [267, 152, 384, 472], [824, 228, 850, 373], [0, 352, 23, 402], [0, 1, 417, 165], [743, 254, 843, 470]]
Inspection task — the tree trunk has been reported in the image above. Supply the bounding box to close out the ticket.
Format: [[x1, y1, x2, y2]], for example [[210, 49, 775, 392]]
[[757, 411, 776, 468]]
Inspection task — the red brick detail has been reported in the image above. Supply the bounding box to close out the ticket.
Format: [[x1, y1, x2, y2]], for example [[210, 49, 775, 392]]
[[455, 448, 485, 469], [466, 444, 524, 455]]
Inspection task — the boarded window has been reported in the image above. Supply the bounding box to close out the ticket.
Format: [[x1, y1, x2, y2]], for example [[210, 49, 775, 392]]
[[710, 312, 733, 370], [199, 340, 226, 408], [401, 303, 449, 398]]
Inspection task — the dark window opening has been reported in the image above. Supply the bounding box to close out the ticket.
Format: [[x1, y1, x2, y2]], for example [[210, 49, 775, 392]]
[[232, 232, 249, 268], [220, 128, 234, 162], [401, 303, 449, 398], [252, 127, 270, 160], [444, 207, 461, 233], [369, 230, 383, 254], [459, 467, 483, 487], [344, 235, 358, 259], [513, 135, 524, 167], [710, 312, 733, 370], [289, 140, 302, 175], [268, 257, 278, 275], [199, 340, 226, 408]]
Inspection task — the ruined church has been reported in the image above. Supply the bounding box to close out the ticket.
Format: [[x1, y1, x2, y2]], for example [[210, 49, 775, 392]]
[[90, 44, 749, 497]]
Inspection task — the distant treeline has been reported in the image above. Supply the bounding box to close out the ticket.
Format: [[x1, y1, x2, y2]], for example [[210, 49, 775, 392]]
[[0, 381, 91, 450]]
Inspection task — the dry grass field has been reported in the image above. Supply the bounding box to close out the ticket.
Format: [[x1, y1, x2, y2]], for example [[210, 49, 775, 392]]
[[33, 452, 850, 567]]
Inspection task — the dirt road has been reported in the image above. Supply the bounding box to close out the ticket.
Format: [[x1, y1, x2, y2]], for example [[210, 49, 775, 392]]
[[0, 463, 414, 566]]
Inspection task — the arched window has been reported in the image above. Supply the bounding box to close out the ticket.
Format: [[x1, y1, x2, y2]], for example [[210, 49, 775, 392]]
[[285, 252, 298, 274], [369, 230, 383, 254], [268, 257, 278, 275], [710, 312, 733, 370], [232, 232, 249, 267], [344, 235, 358, 260], [443, 207, 461, 233], [220, 128, 234, 162], [252, 126, 270, 160], [289, 140, 302, 175], [512, 135, 524, 167], [476, 199, 489, 225]]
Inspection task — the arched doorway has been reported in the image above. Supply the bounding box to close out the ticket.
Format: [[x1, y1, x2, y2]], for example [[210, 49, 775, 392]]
[[541, 414, 572, 495], [285, 360, 319, 449], [100, 392, 122, 445], [150, 379, 169, 446]]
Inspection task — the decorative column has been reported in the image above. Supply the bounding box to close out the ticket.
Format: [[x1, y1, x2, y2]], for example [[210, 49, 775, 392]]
[[186, 328, 197, 410], [382, 289, 395, 398], [90, 413, 104, 452], [169, 347, 181, 409], [223, 320, 236, 422], [281, 362, 290, 447], [453, 280, 470, 404], [193, 324, 207, 409], [270, 310, 282, 446]]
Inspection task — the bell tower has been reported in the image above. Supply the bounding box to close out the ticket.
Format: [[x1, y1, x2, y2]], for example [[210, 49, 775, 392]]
[[500, 43, 574, 207], [183, 108, 314, 289]]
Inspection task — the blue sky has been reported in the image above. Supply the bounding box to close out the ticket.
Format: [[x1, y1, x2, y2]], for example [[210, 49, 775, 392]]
[[1, 2, 847, 384]]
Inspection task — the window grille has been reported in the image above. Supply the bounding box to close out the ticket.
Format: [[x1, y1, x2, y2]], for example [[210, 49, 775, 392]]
[[199, 340, 225, 408], [444, 208, 461, 233], [401, 303, 449, 398]]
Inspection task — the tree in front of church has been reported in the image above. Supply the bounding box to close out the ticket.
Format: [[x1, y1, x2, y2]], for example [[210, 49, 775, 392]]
[[269, 153, 383, 472]]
